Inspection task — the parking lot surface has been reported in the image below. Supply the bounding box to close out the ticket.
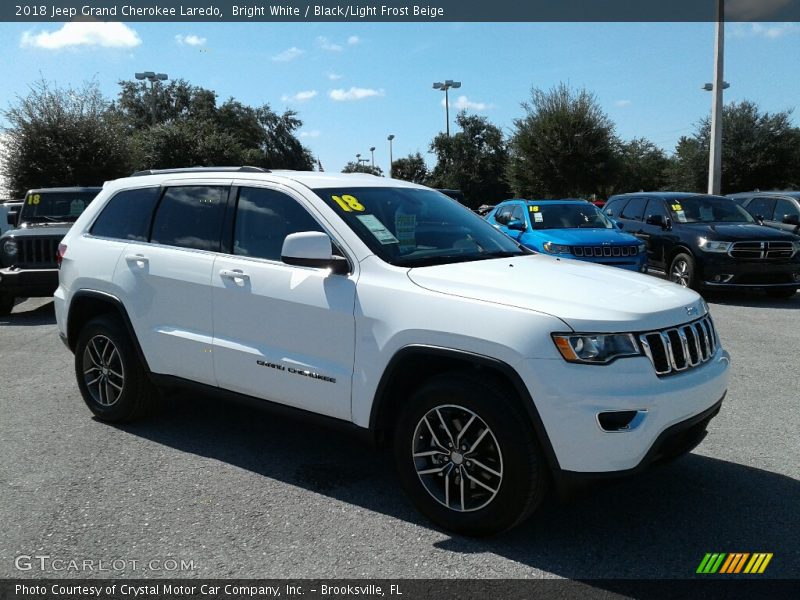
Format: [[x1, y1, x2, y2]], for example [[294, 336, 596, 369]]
[[1, 293, 798, 579]]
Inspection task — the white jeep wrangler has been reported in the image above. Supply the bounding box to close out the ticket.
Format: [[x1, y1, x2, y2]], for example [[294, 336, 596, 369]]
[[55, 167, 730, 535]]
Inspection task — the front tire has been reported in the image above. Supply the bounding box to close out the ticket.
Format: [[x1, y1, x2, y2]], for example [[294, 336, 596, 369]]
[[766, 287, 796, 299], [669, 252, 697, 289], [0, 294, 14, 316], [74, 315, 156, 422], [394, 373, 548, 536]]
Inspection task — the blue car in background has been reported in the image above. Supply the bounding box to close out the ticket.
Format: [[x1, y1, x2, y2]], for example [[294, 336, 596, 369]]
[[485, 199, 647, 272]]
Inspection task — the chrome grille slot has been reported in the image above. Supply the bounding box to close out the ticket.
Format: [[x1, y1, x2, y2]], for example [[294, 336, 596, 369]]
[[639, 316, 717, 377], [729, 241, 795, 259]]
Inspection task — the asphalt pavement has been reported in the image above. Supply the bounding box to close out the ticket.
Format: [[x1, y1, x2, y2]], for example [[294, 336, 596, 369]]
[[1, 292, 798, 579]]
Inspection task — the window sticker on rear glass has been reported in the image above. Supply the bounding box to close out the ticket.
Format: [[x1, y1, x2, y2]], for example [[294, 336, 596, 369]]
[[356, 214, 399, 244], [533, 212, 544, 222]]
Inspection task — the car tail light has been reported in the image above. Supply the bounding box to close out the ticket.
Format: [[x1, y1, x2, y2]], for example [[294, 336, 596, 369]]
[[56, 243, 67, 268]]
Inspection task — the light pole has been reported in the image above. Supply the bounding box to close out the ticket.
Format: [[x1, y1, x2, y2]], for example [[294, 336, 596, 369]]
[[432, 79, 461, 136], [135, 71, 168, 126], [369, 147, 376, 168], [387, 135, 395, 178], [705, 0, 725, 195]]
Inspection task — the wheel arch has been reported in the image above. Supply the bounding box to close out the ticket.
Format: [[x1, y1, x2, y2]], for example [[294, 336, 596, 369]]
[[368, 345, 560, 471], [66, 290, 151, 373]]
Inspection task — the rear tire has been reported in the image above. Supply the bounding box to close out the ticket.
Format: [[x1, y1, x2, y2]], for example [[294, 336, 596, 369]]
[[74, 315, 156, 422], [394, 373, 548, 536], [0, 294, 14, 316], [766, 288, 796, 299], [669, 253, 697, 290]]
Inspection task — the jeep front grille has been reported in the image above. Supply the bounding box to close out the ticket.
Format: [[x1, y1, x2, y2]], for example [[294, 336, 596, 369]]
[[729, 241, 795, 259], [639, 316, 717, 376], [573, 245, 638, 258], [18, 237, 59, 267]]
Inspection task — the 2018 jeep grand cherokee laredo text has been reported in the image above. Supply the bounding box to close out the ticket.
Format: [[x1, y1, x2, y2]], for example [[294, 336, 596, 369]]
[[55, 168, 730, 535]]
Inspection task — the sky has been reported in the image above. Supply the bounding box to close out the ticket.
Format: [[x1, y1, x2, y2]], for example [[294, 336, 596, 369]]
[[1, 21, 799, 175]]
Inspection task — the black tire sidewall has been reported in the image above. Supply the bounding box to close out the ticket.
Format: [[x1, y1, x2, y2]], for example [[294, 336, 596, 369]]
[[74, 316, 148, 422], [0, 294, 14, 316], [394, 375, 544, 536]]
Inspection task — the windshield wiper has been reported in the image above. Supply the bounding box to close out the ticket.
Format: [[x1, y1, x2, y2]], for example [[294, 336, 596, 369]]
[[400, 251, 522, 267]]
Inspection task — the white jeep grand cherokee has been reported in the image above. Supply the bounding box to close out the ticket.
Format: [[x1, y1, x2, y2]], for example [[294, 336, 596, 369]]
[[55, 167, 730, 535]]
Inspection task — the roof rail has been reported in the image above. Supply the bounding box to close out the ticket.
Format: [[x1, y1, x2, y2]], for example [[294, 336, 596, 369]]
[[130, 166, 270, 176]]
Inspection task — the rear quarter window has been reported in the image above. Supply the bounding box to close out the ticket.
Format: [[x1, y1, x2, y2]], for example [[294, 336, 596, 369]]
[[90, 188, 161, 242]]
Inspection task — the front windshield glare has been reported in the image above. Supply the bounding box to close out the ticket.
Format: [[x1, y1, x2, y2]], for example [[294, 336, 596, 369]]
[[667, 195, 755, 224], [527, 202, 613, 230], [313, 187, 525, 267], [21, 192, 97, 221]]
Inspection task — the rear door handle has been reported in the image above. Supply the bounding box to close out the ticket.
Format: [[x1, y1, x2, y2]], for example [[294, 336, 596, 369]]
[[220, 268, 250, 282], [125, 254, 149, 267]]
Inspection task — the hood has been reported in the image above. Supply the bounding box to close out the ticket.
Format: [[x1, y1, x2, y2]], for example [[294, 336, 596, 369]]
[[683, 222, 797, 241], [3, 223, 73, 239], [407, 254, 705, 333], [529, 228, 640, 245]]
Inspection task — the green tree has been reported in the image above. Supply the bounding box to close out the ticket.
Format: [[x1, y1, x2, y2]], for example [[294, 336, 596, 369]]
[[115, 78, 314, 171], [428, 112, 510, 209], [1, 79, 131, 197], [667, 100, 800, 193], [614, 138, 669, 194], [507, 83, 619, 199], [341, 161, 383, 176], [391, 152, 428, 183]]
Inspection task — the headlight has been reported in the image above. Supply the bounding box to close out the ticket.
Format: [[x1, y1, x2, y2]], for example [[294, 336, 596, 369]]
[[792, 241, 800, 253], [543, 242, 572, 255], [552, 333, 640, 364], [698, 237, 732, 253], [3, 239, 17, 257]]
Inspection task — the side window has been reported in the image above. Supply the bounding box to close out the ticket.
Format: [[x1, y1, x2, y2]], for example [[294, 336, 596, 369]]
[[644, 199, 667, 219], [744, 197, 776, 220], [604, 198, 624, 217], [150, 186, 228, 251], [620, 197, 647, 221], [90, 188, 160, 242], [495, 205, 513, 224], [772, 198, 800, 221], [233, 187, 323, 261], [510, 204, 526, 224]]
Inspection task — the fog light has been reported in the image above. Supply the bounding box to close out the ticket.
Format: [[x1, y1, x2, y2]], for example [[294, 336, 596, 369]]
[[712, 274, 734, 283], [793, 273, 800, 282]]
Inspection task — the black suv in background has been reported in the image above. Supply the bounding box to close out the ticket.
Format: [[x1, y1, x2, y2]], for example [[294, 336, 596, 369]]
[[0, 187, 101, 315], [605, 192, 800, 298], [728, 191, 800, 235]]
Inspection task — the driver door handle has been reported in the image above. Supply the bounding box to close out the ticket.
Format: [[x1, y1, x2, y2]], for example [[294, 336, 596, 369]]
[[220, 268, 250, 282]]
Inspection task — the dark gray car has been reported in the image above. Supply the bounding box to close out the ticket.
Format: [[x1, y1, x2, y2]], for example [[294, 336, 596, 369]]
[[728, 191, 800, 235]]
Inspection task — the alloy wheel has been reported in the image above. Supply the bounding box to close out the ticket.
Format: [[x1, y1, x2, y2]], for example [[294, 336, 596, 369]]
[[671, 260, 690, 287], [82, 335, 125, 406], [412, 404, 503, 512]]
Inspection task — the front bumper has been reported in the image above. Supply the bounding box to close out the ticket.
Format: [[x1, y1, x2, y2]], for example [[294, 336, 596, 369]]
[[697, 255, 800, 288], [519, 347, 730, 473], [0, 266, 58, 297]]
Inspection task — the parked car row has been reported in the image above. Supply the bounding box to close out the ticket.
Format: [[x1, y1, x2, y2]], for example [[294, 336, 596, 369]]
[[481, 192, 800, 299]]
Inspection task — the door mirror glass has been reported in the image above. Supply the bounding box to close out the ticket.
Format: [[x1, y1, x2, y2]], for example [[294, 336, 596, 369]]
[[645, 214, 667, 228], [507, 219, 526, 231]]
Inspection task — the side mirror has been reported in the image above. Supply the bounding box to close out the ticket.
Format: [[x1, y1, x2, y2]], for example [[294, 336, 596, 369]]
[[7, 212, 17, 226], [507, 219, 526, 231], [782, 214, 800, 226], [645, 214, 669, 229], [281, 231, 349, 275], [754, 214, 765, 225]]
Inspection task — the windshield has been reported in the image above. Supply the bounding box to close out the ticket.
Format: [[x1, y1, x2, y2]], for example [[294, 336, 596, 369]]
[[526, 202, 613, 230], [20, 191, 98, 222], [667, 195, 754, 224], [313, 187, 526, 267]]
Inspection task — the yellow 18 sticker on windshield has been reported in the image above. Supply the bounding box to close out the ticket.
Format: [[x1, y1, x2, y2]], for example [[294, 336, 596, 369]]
[[27, 194, 41, 205], [332, 194, 365, 212]]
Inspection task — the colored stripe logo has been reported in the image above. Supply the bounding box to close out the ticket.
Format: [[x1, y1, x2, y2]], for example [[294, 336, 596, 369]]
[[697, 553, 773, 574]]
